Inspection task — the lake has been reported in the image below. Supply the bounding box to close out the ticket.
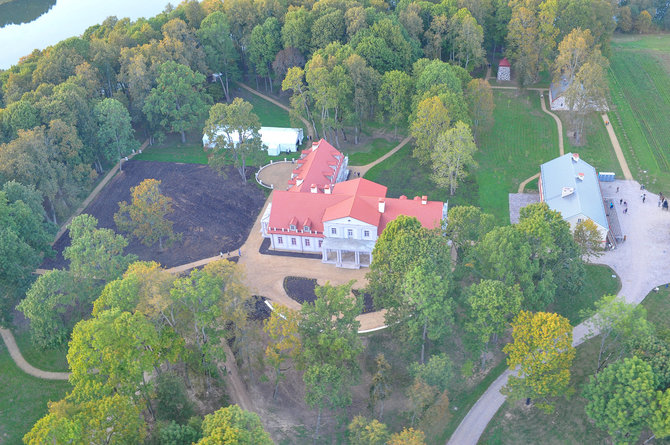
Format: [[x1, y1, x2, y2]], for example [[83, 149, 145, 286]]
[[0, 0, 171, 70]]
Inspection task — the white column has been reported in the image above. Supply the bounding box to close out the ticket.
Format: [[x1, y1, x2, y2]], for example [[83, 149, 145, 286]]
[[336, 249, 342, 266], [355, 251, 360, 266]]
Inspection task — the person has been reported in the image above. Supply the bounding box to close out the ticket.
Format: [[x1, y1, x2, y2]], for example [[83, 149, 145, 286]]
[[238, 248, 242, 256], [620, 198, 623, 205], [643, 193, 646, 203], [624, 201, 627, 207], [616, 186, 619, 193], [623, 208, 628, 214], [610, 202, 614, 210]]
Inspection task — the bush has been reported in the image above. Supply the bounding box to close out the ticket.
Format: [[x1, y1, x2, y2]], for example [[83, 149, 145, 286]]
[[155, 371, 194, 424]]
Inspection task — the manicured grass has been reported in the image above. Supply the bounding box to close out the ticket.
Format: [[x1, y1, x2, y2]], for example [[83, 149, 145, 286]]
[[12, 328, 69, 372], [0, 340, 71, 443], [479, 283, 670, 445], [550, 264, 621, 325], [345, 138, 398, 166], [558, 112, 623, 177], [476, 90, 558, 222], [608, 35, 670, 192]]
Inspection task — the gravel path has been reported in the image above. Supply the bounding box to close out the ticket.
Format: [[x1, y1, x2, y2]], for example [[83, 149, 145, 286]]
[[601, 113, 633, 180], [0, 328, 70, 380], [348, 135, 413, 177]]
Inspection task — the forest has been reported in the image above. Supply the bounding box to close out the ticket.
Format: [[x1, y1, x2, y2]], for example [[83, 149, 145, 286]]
[[2, 0, 670, 443]]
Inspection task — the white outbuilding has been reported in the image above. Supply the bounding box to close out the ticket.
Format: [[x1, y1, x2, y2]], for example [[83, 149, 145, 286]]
[[202, 126, 304, 156]]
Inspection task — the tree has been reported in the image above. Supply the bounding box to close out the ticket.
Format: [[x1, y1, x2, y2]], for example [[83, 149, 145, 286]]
[[424, 15, 449, 60], [282, 7, 312, 55], [369, 353, 391, 420], [580, 294, 652, 374], [196, 405, 272, 445], [617, 6, 633, 33], [502, 311, 575, 412], [197, 11, 239, 102], [94, 98, 139, 172], [0, 182, 53, 324], [466, 280, 523, 367], [431, 121, 478, 195], [310, 10, 345, 51], [583, 356, 657, 444], [203, 99, 264, 183], [387, 428, 426, 445], [282, 67, 318, 138], [630, 334, 670, 391], [143, 61, 209, 143], [378, 70, 413, 137], [451, 9, 485, 69], [155, 371, 193, 424], [635, 10, 653, 34], [344, 54, 381, 144], [263, 305, 302, 399], [465, 79, 494, 141], [553, 28, 595, 86], [300, 281, 363, 441], [506, 0, 558, 85], [23, 394, 146, 445], [573, 219, 604, 259], [272, 47, 306, 84], [114, 179, 181, 250], [410, 96, 451, 166], [409, 353, 453, 393], [443, 205, 495, 259], [347, 416, 390, 445], [248, 17, 281, 92]]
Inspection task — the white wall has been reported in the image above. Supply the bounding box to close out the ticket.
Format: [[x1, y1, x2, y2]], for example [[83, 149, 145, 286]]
[[565, 215, 608, 243], [271, 233, 323, 252], [323, 217, 378, 241]]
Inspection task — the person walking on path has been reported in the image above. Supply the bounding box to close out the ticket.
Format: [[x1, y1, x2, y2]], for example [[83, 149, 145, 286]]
[[643, 194, 646, 203], [620, 199, 623, 205]]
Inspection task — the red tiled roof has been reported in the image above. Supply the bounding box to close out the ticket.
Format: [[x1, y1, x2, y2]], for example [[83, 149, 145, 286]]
[[332, 177, 387, 197], [322, 195, 382, 227], [288, 139, 345, 193], [380, 197, 444, 232], [268, 191, 349, 234], [499, 57, 510, 67]]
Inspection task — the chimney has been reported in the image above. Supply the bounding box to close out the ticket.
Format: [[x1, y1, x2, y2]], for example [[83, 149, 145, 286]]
[[572, 153, 580, 162], [577, 172, 585, 181], [324, 184, 332, 194], [378, 198, 385, 213], [296, 178, 303, 187], [312, 141, 319, 151], [310, 184, 318, 193], [421, 195, 427, 205], [561, 187, 575, 198]]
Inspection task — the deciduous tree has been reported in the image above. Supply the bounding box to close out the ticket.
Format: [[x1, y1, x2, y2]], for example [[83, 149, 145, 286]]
[[263, 304, 302, 399], [410, 96, 451, 166], [430, 121, 478, 195], [465, 79, 494, 141], [502, 311, 575, 412], [443, 205, 495, 259], [347, 416, 390, 445], [197, 11, 239, 102], [248, 17, 281, 92], [143, 61, 209, 143], [203, 98, 264, 183], [378, 70, 413, 137], [94, 98, 138, 172], [388, 427, 426, 445], [573, 219, 604, 260], [114, 179, 181, 250], [196, 405, 272, 445]]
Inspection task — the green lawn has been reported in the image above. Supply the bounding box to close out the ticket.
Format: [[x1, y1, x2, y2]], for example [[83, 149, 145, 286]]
[[558, 112, 622, 177], [608, 34, 670, 192], [479, 284, 670, 445], [476, 90, 558, 222], [344, 138, 398, 166], [0, 339, 71, 443], [12, 328, 69, 372]]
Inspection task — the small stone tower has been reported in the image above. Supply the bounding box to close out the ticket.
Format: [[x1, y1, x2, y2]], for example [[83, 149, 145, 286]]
[[497, 57, 511, 81]]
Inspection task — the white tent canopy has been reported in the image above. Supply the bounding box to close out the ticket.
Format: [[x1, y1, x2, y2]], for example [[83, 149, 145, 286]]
[[203, 126, 304, 156]]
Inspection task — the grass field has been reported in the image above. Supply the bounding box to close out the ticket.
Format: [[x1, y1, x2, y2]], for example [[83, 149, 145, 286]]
[[345, 138, 398, 166], [558, 112, 622, 177], [476, 90, 558, 222], [0, 337, 71, 443], [608, 34, 670, 192], [479, 284, 669, 445]]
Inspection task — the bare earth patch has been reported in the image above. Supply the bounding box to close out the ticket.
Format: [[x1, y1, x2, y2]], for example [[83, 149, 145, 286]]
[[42, 160, 266, 269]]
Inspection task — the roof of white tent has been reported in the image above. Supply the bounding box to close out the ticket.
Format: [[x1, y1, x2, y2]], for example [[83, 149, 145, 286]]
[[203, 126, 303, 148]]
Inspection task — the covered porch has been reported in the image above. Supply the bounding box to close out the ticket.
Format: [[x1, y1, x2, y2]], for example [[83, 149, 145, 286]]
[[321, 238, 375, 269]]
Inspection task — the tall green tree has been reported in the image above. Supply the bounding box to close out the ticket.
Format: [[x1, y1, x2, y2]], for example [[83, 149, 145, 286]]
[[347, 416, 390, 445], [114, 178, 181, 250], [143, 61, 210, 143], [197, 11, 239, 102], [263, 304, 302, 400], [583, 356, 658, 444], [0, 182, 53, 324], [248, 17, 281, 92], [203, 98, 264, 183], [443, 205, 495, 260], [430, 121, 478, 195], [465, 79, 495, 141], [378, 70, 413, 136], [94, 98, 139, 172], [410, 96, 451, 166]]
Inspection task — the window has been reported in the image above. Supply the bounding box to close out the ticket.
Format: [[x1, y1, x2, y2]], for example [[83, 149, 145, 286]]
[[304, 225, 310, 232], [364, 230, 370, 238], [577, 218, 582, 223], [331, 227, 337, 235], [305, 239, 310, 246], [291, 238, 297, 245], [290, 224, 296, 231], [347, 229, 353, 238], [318, 240, 323, 247], [277, 236, 283, 244]]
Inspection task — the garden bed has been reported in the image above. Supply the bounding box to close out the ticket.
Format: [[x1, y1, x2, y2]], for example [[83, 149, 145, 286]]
[[283, 276, 318, 305]]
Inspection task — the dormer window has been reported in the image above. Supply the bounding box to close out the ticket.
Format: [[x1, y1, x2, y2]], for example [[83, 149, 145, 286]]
[[304, 225, 310, 232], [290, 224, 296, 231]]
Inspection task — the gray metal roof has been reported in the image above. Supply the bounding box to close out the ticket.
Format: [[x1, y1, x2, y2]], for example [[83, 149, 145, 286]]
[[540, 153, 609, 230]]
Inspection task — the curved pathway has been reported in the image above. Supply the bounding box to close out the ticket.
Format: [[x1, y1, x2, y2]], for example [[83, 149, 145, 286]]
[[0, 328, 70, 380], [236, 83, 315, 139], [349, 135, 413, 177], [517, 173, 540, 193], [538, 92, 564, 156]]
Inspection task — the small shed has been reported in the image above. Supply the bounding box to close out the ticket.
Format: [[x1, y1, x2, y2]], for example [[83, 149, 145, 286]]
[[203, 127, 304, 156], [497, 57, 511, 81]]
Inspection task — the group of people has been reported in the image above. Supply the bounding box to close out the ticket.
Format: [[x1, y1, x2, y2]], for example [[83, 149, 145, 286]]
[[659, 192, 669, 210]]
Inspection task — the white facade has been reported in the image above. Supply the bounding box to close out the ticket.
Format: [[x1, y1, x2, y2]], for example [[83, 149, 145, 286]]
[[323, 217, 378, 241], [564, 214, 608, 244], [271, 233, 324, 252]]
